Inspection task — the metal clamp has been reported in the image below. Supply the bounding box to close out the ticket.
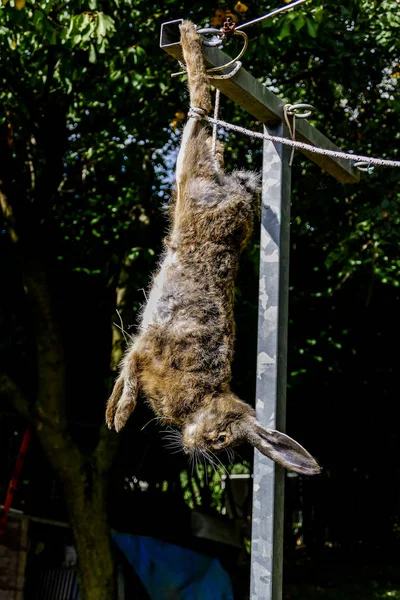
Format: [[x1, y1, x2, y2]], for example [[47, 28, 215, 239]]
[[171, 28, 248, 79], [196, 27, 225, 47]]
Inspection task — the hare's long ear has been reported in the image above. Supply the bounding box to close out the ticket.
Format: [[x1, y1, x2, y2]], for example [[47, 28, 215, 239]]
[[244, 420, 321, 475]]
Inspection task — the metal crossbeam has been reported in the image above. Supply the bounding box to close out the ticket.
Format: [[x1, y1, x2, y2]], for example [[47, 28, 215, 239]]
[[160, 19, 359, 184]]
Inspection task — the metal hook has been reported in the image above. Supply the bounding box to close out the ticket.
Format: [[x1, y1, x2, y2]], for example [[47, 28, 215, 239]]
[[283, 103, 315, 167], [206, 30, 248, 76], [171, 29, 248, 79], [354, 161, 374, 174], [285, 103, 315, 119]]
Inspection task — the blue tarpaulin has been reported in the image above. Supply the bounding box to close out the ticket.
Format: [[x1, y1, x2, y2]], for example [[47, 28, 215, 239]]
[[112, 532, 234, 600]]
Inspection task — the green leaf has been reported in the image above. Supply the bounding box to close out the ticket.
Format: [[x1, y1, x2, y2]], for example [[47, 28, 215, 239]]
[[110, 69, 122, 81], [89, 43, 96, 63], [98, 12, 116, 36], [294, 15, 306, 32], [277, 21, 291, 40], [96, 13, 107, 40], [64, 77, 73, 94], [71, 34, 82, 46], [98, 38, 107, 54], [306, 18, 318, 38], [32, 9, 43, 25]]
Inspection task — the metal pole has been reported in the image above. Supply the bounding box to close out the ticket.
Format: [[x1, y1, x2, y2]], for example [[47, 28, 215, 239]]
[[250, 122, 291, 600]]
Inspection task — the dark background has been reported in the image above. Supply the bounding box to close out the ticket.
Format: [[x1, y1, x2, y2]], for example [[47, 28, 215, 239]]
[[1, 0, 400, 598]]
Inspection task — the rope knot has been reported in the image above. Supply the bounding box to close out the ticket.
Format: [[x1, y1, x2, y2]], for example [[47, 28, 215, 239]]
[[188, 107, 206, 120]]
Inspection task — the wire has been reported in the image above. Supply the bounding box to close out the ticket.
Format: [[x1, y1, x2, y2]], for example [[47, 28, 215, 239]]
[[236, 0, 307, 31]]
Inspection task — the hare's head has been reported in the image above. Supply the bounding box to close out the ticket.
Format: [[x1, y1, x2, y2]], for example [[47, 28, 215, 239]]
[[182, 393, 320, 475]]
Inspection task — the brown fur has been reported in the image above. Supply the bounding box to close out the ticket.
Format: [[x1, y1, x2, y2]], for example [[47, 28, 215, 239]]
[[105, 21, 320, 475]]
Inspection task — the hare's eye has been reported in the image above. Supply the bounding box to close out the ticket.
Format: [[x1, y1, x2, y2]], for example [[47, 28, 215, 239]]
[[216, 434, 226, 444]]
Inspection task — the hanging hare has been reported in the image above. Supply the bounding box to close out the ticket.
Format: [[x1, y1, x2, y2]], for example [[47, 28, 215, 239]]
[[106, 21, 320, 476]]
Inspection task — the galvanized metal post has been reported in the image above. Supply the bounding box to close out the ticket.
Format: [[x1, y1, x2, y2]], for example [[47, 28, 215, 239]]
[[250, 123, 291, 600]]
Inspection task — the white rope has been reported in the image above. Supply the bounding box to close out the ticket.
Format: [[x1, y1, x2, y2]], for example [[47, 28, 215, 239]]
[[211, 89, 221, 157], [188, 107, 205, 120], [283, 104, 296, 167], [203, 115, 400, 169]]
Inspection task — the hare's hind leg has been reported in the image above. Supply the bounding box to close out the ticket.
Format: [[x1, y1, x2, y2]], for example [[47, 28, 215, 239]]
[[106, 352, 139, 432], [105, 378, 123, 428]]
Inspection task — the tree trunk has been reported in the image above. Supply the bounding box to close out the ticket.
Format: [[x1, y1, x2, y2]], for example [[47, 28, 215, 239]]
[[68, 476, 114, 600], [1, 164, 120, 598], [23, 256, 118, 600], [36, 423, 116, 600]]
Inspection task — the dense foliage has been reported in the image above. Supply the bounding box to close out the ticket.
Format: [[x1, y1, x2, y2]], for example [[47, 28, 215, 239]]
[[1, 0, 399, 598]]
